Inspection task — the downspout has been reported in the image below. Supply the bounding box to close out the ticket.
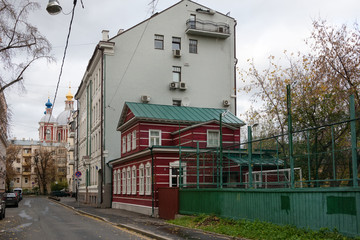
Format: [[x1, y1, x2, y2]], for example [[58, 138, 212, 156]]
[[233, 20, 238, 115], [100, 46, 105, 204], [149, 146, 155, 217]]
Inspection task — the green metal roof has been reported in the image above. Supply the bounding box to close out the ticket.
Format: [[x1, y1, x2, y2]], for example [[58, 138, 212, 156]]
[[119, 102, 245, 127], [226, 154, 284, 166]]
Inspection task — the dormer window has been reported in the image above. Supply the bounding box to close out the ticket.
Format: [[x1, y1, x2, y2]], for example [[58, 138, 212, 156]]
[[149, 130, 161, 146]]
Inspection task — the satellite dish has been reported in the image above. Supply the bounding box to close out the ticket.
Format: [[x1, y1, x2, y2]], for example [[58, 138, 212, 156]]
[[182, 97, 190, 106]]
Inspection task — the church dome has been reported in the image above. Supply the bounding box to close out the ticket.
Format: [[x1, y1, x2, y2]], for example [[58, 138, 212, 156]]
[[40, 113, 57, 123], [57, 109, 72, 126]]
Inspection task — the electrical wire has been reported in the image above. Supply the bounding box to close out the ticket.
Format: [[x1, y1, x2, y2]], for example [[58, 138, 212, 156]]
[[47, 0, 77, 127], [107, 0, 160, 108]]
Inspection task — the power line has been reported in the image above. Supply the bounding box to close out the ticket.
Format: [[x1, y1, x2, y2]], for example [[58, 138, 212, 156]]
[[107, 0, 160, 108], [47, 0, 78, 126]]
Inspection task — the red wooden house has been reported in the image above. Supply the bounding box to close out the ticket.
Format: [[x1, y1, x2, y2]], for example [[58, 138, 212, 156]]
[[109, 102, 245, 215]]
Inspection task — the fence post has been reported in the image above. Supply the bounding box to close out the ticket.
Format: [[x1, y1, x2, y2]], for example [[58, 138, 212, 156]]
[[248, 126, 253, 188], [287, 84, 295, 188], [196, 141, 200, 189], [350, 95, 358, 187]]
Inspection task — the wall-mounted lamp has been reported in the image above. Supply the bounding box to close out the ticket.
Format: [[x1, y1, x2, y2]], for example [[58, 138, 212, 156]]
[[46, 0, 62, 15]]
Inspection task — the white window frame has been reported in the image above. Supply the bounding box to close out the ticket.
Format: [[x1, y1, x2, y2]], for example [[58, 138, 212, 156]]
[[122, 169, 126, 194], [126, 167, 131, 195], [113, 170, 117, 194], [131, 130, 137, 150], [172, 66, 181, 83], [122, 136, 126, 154], [169, 161, 187, 187], [132, 166, 137, 195], [207, 130, 220, 147], [127, 134, 131, 152], [145, 162, 151, 195], [149, 130, 161, 147], [139, 164, 144, 195], [117, 169, 121, 194], [154, 34, 164, 49]]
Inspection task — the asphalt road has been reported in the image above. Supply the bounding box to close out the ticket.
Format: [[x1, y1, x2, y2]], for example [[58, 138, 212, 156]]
[[0, 196, 150, 240]]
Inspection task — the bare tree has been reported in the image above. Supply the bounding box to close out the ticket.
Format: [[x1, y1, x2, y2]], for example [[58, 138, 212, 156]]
[[34, 148, 56, 195], [5, 145, 21, 192], [0, 0, 53, 93]]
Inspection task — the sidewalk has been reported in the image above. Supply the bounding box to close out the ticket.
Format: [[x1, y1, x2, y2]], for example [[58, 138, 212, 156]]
[[55, 197, 233, 240]]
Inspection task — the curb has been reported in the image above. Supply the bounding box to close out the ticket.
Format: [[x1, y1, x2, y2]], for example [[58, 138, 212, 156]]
[[50, 198, 170, 240]]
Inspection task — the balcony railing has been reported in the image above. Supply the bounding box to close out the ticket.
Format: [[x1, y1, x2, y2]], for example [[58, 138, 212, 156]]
[[186, 19, 230, 38]]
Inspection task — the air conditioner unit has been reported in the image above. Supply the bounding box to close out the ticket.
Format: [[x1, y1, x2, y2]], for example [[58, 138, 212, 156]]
[[179, 82, 187, 90], [218, 27, 224, 33], [141, 95, 150, 103], [169, 82, 178, 90], [223, 99, 230, 107], [173, 49, 181, 57]]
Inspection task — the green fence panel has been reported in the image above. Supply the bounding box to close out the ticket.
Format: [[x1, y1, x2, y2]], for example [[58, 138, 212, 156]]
[[179, 188, 360, 237]]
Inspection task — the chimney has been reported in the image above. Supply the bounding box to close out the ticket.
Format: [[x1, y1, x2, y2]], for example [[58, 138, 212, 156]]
[[102, 30, 109, 41]]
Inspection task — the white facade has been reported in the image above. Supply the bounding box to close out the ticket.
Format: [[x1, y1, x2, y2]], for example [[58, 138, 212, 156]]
[[75, 0, 237, 206]]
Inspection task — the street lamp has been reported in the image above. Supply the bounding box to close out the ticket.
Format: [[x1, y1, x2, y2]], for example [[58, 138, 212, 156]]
[[219, 110, 229, 188], [46, 0, 62, 15]]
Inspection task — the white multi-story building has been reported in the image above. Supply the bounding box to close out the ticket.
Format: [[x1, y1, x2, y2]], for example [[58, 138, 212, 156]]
[[75, 0, 238, 207], [0, 91, 7, 193]]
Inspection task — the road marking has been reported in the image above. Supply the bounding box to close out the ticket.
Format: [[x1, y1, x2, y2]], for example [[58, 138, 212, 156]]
[[19, 210, 32, 220]]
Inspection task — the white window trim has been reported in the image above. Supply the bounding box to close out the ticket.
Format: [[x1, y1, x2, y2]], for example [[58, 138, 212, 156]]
[[122, 169, 126, 194], [145, 162, 151, 195], [122, 136, 126, 154], [169, 161, 187, 187], [132, 166, 137, 195], [149, 130, 161, 147], [117, 170, 121, 194], [207, 130, 220, 147], [127, 134, 131, 152], [126, 167, 131, 195], [113, 170, 117, 194], [132, 130, 137, 150], [139, 164, 144, 195]]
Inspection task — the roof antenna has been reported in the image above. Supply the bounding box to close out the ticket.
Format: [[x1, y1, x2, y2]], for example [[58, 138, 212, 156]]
[[148, 0, 159, 15]]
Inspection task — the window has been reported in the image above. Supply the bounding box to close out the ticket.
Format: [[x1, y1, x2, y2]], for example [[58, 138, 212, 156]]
[[139, 164, 144, 195], [207, 130, 220, 147], [16, 168, 20, 173], [149, 130, 161, 146], [154, 35, 164, 49], [145, 163, 151, 195], [173, 100, 182, 106], [122, 136, 126, 154], [172, 66, 181, 83], [58, 132, 61, 142], [122, 169, 126, 194], [172, 37, 181, 50], [117, 170, 121, 194], [132, 166, 136, 195], [16, 178, 20, 183], [127, 134, 131, 152], [126, 167, 131, 194], [113, 171, 117, 194], [131, 131, 136, 150], [169, 161, 187, 187], [25, 178, 28, 184], [189, 14, 196, 29], [189, 39, 198, 54], [46, 129, 51, 140]]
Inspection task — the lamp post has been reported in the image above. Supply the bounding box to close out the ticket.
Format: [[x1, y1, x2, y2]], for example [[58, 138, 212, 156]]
[[219, 110, 229, 188], [46, 0, 62, 15]]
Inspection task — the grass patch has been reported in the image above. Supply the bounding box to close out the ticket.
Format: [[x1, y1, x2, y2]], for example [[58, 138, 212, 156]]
[[168, 215, 359, 240]]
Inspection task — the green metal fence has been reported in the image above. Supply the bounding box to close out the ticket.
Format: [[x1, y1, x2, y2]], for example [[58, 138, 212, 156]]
[[178, 95, 359, 190]]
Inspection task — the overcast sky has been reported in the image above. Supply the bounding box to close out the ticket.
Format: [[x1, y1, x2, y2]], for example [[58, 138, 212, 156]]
[[5, 0, 360, 140]]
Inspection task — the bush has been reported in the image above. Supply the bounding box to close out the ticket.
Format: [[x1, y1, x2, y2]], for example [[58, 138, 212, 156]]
[[51, 181, 68, 191]]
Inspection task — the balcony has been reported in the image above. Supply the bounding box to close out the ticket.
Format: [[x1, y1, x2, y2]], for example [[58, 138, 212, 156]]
[[186, 19, 230, 39], [23, 171, 31, 175]]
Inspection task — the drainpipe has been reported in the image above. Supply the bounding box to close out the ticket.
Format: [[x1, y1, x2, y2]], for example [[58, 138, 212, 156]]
[[100, 46, 104, 204], [233, 20, 238, 115], [149, 146, 155, 217]]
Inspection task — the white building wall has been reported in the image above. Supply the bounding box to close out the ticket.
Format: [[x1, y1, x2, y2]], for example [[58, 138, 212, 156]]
[[104, 0, 236, 162]]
